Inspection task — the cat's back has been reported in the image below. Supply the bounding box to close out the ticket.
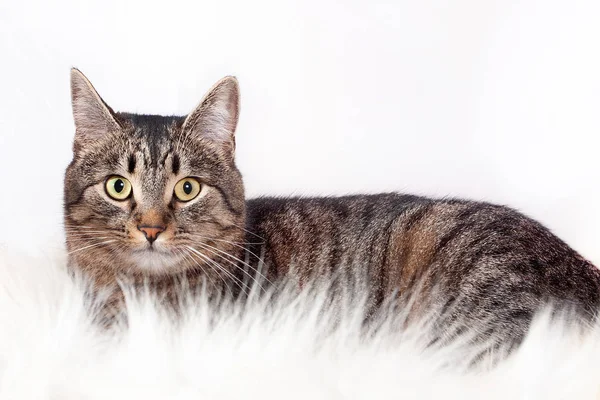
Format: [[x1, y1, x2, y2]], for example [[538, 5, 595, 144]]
[[245, 193, 422, 279], [246, 192, 428, 235], [244, 193, 490, 283]]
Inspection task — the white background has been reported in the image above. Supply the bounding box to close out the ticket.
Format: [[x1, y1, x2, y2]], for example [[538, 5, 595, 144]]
[[1, 0, 599, 262]]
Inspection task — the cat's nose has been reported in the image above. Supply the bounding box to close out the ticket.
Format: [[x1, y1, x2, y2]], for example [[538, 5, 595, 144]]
[[137, 225, 166, 244]]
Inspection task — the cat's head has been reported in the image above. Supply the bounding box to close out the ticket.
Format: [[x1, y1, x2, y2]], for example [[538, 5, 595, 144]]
[[64, 69, 245, 282]]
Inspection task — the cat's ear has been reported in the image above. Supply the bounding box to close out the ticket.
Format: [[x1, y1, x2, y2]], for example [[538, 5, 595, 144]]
[[181, 76, 240, 155], [70, 68, 121, 145]]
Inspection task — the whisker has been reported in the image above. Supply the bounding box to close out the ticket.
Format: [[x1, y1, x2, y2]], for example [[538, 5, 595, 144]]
[[181, 233, 273, 292], [63, 226, 125, 233], [177, 248, 220, 293], [64, 229, 112, 234], [68, 240, 116, 255], [195, 242, 268, 293], [227, 223, 266, 242], [63, 225, 112, 230], [186, 247, 245, 297], [64, 233, 124, 239], [68, 237, 115, 242], [191, 239, 272, 286], [66, 236, 116, 241], [191, 248, 246, 293], [178, 234, 264, 246], [185, 246, 248, 296], [65, 232, 123, 241], [186, 234, 265, 253]]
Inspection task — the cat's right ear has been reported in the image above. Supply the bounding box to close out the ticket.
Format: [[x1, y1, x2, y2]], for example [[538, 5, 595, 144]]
[[70, 68, 120, 147]]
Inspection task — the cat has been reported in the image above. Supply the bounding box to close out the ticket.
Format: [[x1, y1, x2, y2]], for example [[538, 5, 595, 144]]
[[65, 68, 600, 350]]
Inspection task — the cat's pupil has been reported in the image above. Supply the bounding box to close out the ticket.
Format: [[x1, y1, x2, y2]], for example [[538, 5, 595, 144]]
[[183, 181, 192, 195], [114, 179, 124, 193]]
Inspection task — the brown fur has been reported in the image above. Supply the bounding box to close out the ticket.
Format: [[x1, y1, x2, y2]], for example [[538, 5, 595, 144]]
[[65, 69, 600, 352]]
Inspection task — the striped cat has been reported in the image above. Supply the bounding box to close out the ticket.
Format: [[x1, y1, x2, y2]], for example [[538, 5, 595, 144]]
[[65, 69, 600, 350]]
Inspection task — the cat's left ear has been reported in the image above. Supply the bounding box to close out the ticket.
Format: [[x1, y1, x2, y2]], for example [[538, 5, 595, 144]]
[[181, 76, 240, 156]]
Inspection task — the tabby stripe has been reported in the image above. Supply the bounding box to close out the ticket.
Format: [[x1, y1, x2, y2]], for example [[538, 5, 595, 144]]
[[127, 154, 136, 173], [403, 203, 432, 231], [213, 186, 243, 217], [172, 154, 180, 174], [65, 180, 105, 207], [435, 204, 488, 252]]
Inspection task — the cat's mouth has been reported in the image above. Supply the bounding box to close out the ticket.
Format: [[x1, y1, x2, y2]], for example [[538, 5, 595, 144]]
[[128, 246, 183, 274]]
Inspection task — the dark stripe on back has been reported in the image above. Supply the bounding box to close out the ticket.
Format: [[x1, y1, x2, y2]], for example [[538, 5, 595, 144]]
[[436, 204, 489, 252], [404, 203, 432, 230]]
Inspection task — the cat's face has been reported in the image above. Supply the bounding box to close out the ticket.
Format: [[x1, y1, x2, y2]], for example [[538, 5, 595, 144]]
[[64, 69, 245, 281]]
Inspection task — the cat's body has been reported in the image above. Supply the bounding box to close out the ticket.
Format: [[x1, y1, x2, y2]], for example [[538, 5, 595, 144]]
[[65, 69, 600, 351], [246, 194, 600, 345]]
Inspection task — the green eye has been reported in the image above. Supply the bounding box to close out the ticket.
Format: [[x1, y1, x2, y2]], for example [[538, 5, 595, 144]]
[[174, 178, 201, 202], [105, 176, 132, 200]]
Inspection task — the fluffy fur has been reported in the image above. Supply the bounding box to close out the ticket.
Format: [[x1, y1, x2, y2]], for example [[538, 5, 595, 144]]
[[1, 249, 599, 399], [65, 69, 600, 353]]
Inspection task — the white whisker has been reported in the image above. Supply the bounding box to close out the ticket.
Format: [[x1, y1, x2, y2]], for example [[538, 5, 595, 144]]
[[185, 246, 248, 296], [195, 242, 268, 293], [177, 248, 220, 293], [228, 223, 266, 242], [68, 240, 116, 255], [188, 234, 265, 262]]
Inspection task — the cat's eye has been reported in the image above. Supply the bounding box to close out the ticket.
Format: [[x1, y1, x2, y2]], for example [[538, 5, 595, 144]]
[[174, 178, 202, 202], [105, 176, 132, 200]]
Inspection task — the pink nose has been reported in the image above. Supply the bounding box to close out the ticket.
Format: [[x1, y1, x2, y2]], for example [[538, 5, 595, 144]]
[[137, 225, 165, 243]]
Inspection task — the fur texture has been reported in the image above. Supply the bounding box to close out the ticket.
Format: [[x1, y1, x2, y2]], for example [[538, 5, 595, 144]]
[[65, 69, 600, 354], [66, 69, 245, 290], [0, 249, 599, 399]]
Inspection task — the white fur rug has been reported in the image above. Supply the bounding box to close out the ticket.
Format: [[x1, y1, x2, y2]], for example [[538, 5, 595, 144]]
[[0, 250, 599, 399]]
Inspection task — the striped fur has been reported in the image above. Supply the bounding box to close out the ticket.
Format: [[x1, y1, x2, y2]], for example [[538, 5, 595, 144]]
[[64, 69, 600, 351]]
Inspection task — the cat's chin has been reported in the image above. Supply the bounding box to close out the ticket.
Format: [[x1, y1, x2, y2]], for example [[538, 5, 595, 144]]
[[128, 248, 183, 275]]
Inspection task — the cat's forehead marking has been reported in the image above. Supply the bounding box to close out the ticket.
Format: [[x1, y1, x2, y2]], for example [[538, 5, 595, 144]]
[[109, 114, 184, 207], [118, 113, 184, 170], [172, 154, 180, 175], [127, 154, 136, 173]]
